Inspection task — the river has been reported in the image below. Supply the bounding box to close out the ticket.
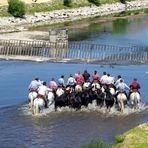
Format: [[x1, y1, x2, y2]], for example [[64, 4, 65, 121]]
[[0, 15, 148, 148]]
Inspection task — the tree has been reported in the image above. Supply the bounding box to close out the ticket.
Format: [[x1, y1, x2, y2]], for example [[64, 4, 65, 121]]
[[8, 0, 26, 17]]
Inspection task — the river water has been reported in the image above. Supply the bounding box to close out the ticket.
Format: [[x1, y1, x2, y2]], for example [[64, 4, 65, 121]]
[[0, 15, 148, 148]]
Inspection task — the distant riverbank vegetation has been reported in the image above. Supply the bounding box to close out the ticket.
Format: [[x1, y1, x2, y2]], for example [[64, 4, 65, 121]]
[[0, 0, 140, 17]]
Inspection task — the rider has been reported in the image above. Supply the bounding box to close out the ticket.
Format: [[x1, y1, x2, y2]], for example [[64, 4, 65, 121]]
[[114, 75, 123, 86], [129, 78, 141, 93], [116, 79, 130, 97], [75, 71, 84, 84], [58, 75, 65, 88], [38, 81, 50, 108], [92, 70, 100, 82], [83, 70, 90, 82], [100, 72, 108, 85], [49, 78, 57, 91], [67, 74, 76, 88], [28, 77, 42, 92], [106, 73, 115, 85]]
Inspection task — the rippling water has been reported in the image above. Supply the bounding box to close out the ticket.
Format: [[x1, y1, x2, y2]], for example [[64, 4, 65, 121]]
[[0, 60, 148, 147]]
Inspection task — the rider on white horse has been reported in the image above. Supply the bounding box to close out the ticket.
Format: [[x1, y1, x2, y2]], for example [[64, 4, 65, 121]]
[[129, 78, 141, 94], [28, 77, 42, 92], [37, 81, 50, 108], [129, 78, 141, 108], [116, 79, 130, 96], [28, 78, 42, 109]]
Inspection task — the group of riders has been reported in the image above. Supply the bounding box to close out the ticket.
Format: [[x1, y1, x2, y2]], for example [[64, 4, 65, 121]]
[[28, 70, 141, 111]]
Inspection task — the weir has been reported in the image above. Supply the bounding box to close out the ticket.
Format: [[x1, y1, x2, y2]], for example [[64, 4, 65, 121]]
[[0, 39, 148, 64]]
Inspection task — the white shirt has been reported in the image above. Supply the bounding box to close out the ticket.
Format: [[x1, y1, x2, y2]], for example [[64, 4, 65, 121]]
[[38, 85, 49, 96], [28, 80, 41, 90], [67, 77, 76, 86], [116, 82, 130, 92], [106, 76, 115, 85], [100, 75, 108, 84], [115, 78, 123, 86]]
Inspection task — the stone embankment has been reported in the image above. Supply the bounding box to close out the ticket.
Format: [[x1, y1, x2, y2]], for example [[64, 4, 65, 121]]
[[0, 0, 148, 33]]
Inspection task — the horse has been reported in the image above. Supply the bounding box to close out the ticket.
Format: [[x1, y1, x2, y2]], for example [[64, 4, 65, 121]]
[[75, 84, 83, 93], [28, 90, 38, 110], [129, 91, 141, 109], [55, 91, 69, 111], [104, 87, 115, 110], [116, 91, 127, 112], [33, 96, 45, 115], [33, 91, 55, 115]]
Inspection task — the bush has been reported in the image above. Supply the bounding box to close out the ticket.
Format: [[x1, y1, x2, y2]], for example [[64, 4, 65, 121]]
[[64, 0, 72, 7], [88, 0, 100, 6], [120, 0, 126, 4], [115, 135, 125, 143], [8, 0, 26, 17]]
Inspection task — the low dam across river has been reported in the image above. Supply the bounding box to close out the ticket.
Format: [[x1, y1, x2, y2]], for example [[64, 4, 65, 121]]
[[0, 39, 148, 64]]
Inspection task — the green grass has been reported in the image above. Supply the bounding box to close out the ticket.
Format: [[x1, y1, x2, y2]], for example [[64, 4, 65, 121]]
[[113, 123, 148, 148], [82, 124, 148, 148], [82, 138, 111, 148], [0, 0, 141, 17]]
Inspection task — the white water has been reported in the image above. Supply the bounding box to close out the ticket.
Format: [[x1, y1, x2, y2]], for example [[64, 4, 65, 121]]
[[20, 101, 148, 117]]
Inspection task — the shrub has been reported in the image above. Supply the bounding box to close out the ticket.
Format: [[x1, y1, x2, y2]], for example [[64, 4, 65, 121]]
[[64, 0, 72, 7], [115, 135, 125, 143], [88, 0, 100, 6], [120, 0, 126, 4], [8, 0, 26, 17]]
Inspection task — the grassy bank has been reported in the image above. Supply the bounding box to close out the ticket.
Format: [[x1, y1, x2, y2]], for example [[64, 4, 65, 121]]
[[114, 123, 148, 148], [82, 123, 148, 148], [0, 0, 135, 17]]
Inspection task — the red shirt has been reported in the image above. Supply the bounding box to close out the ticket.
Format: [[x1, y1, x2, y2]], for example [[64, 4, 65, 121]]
[[92, 73, 100, 81], [130, 81, 140, 90]]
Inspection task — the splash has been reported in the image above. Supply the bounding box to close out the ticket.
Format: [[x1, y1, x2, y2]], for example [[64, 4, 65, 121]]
[[20, 102, 148, 117]]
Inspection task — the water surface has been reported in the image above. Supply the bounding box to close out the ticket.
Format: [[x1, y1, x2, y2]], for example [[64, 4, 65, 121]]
[[0, 61, 147, 148]]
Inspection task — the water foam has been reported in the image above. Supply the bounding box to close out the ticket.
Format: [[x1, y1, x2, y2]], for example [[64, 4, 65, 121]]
[[20, 102, 148, 117]]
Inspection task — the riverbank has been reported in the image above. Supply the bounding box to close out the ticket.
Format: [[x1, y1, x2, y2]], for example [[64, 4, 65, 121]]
[[114, 123, 148, 148], [83, 123, 148, 148], [0, 0, 148, 33]]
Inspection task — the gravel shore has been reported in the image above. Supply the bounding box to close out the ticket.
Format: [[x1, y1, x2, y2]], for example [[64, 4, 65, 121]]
[[0, 0, 147, 36]]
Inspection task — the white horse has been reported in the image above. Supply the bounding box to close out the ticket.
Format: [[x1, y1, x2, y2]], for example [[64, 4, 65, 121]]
[[28, 91, 38, 110], [75, 84, 82, 92], [33, 97, 45, 115], [129, 91, 141, 109], [91, 82, 101, 91], [83, 82, 91, 90], [116, 92, 127, 112], [33, 91, 55, 115]]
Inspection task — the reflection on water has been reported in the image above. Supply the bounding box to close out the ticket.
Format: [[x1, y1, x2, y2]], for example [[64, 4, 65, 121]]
[[69, 15, 148, 46]]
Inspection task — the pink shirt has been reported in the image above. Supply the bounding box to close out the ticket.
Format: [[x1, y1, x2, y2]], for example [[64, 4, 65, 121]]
[[49, 81, 57, 89], [92, 73, 100, 80], [75, 74, 84, 83]]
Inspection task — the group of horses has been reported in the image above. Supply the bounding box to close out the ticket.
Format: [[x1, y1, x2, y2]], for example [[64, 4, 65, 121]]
[[28, 81, 141, 115]]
